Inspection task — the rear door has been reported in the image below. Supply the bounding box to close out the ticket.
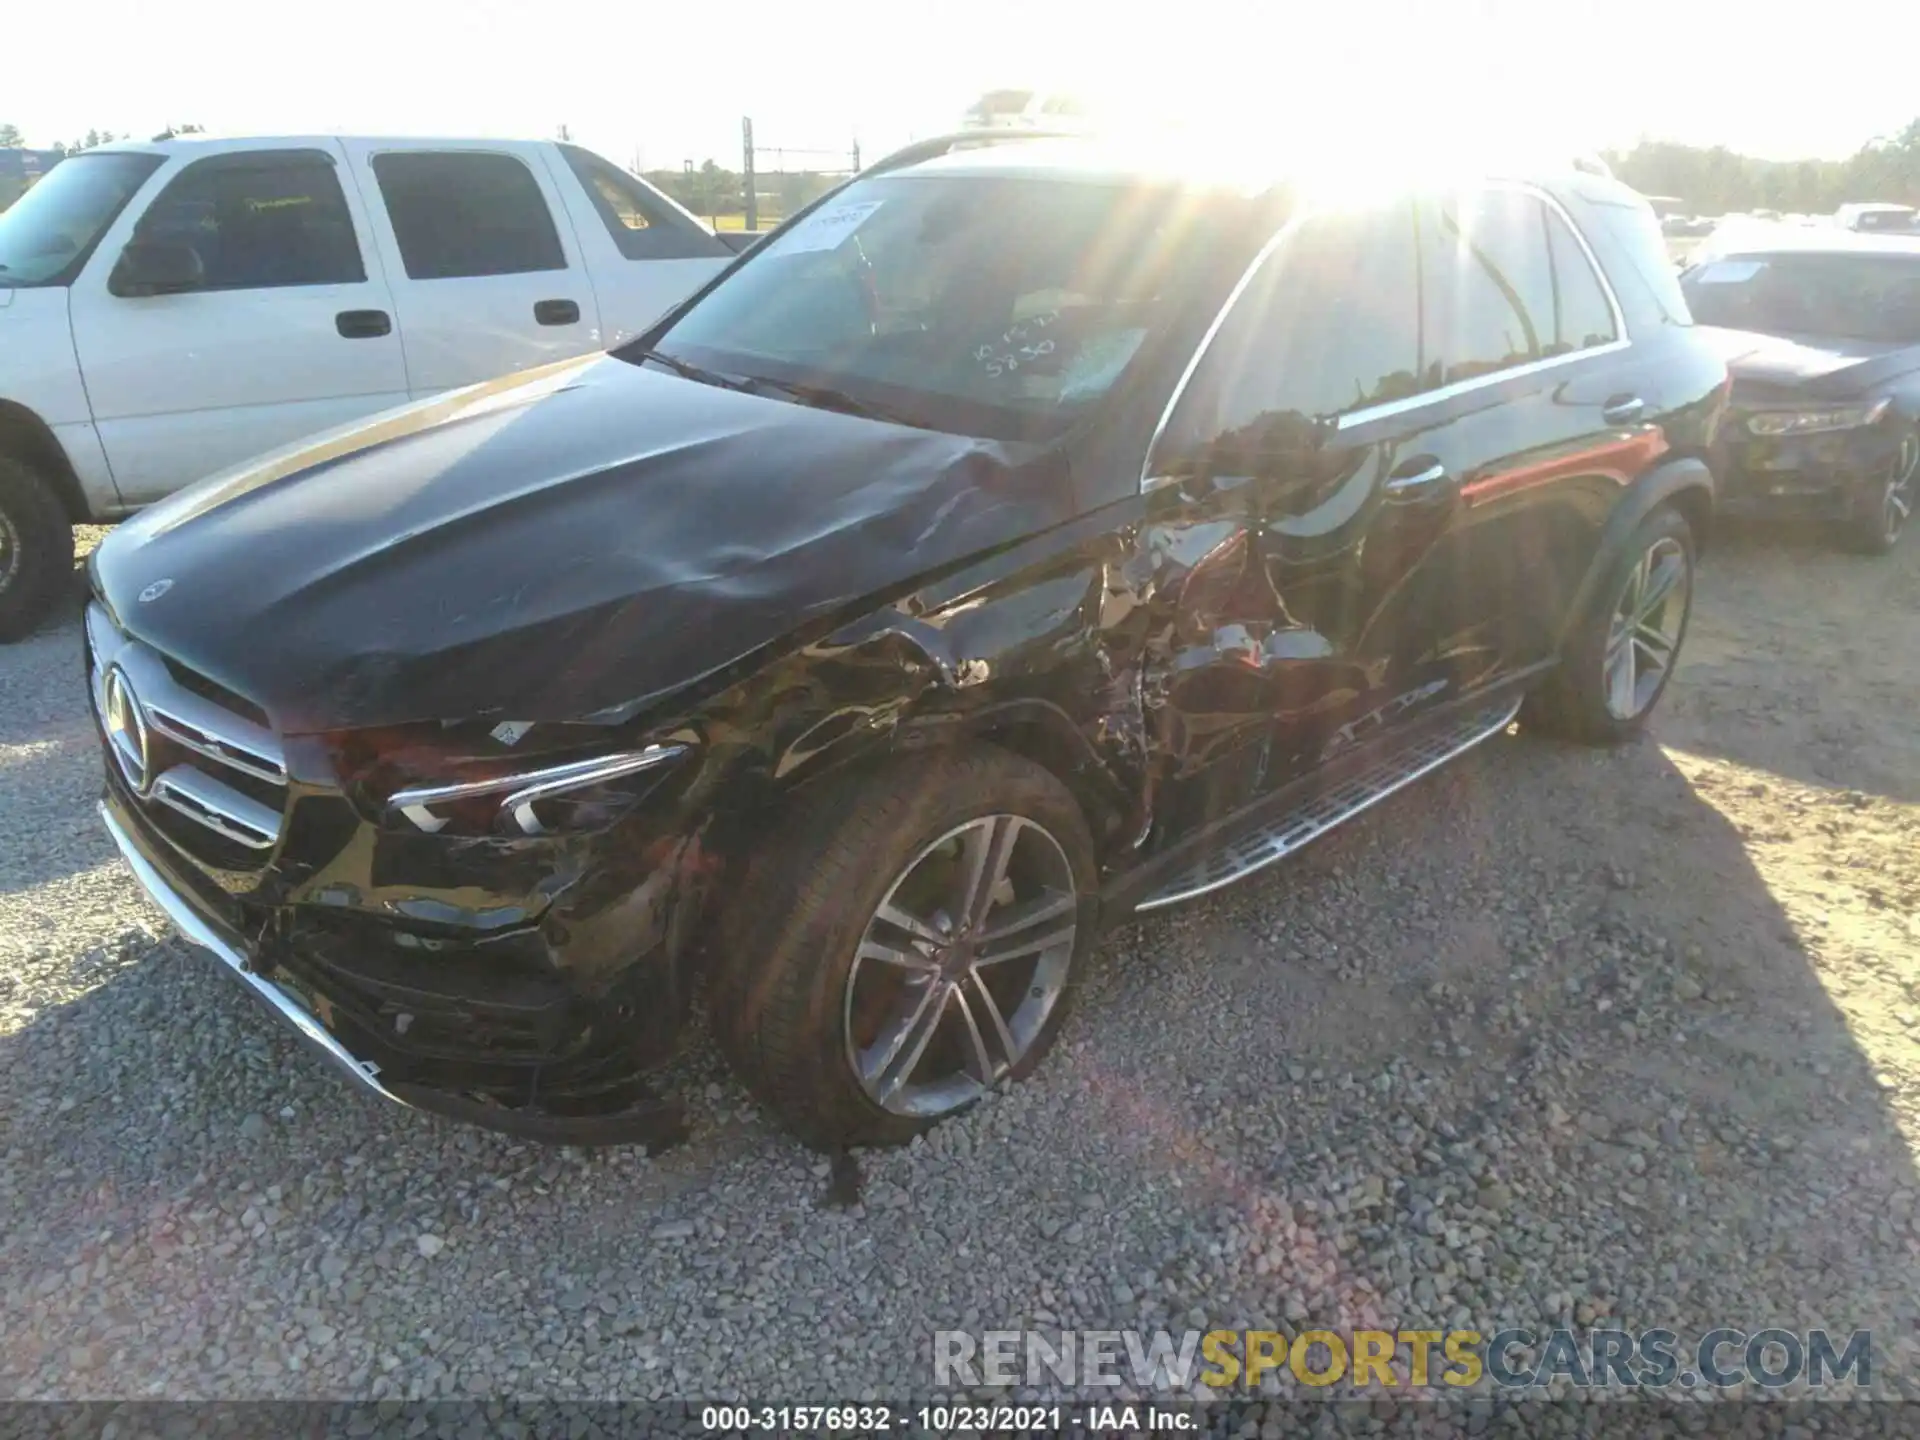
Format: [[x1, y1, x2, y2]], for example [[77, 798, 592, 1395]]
[[1410, 183, 1653, 683], [69, 145, 410, 503], [344, 141, 601, 395]]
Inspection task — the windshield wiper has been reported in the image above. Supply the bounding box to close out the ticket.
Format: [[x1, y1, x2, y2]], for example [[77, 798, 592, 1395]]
[[742, 375, 917, 427], [629, 348, 753, 392]]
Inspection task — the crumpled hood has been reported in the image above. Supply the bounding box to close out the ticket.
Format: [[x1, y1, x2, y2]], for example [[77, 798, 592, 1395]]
[[94, 354, 1065, 733], [1695, 325, 1920, 399]]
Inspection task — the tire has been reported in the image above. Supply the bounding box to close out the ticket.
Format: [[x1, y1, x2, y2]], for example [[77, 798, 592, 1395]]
[[0, 454, 76, 644], [1524, 505, 1696, 746], [1840, 426, 1915, 556], [712, 745, 1097, 1151]]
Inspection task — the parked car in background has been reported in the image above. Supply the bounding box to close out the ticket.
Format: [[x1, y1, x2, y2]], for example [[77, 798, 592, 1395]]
[[1680, 228, 1920, 552], [0, 133, 736, 639], [1835, 201, 1919, 235], [86, 134, 1725, 1152]]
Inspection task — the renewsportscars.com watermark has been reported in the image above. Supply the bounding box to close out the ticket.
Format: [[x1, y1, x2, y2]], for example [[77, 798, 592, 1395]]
[[934, 1328, 1872, 1394]]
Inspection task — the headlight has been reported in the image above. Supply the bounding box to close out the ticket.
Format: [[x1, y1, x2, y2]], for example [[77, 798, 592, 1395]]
[[324, 722, 691, 837], [1747, 398, 1891, 436], [387, 746, 688, 836]]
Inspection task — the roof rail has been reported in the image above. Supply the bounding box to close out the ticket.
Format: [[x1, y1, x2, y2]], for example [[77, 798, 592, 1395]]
[[859, 128, 1087, 179]]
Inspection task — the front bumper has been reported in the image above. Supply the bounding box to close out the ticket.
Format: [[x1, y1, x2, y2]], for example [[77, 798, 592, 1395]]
[[100, 788, 692, 1149], [1715, 418, 1898, 521], [100, 798, 403, 1105]]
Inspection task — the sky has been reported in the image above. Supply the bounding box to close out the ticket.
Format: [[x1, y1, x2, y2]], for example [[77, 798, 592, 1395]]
[[6, 0, 1915, 169]]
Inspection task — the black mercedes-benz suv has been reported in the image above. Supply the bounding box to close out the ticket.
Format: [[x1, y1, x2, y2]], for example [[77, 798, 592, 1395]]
[[88, 136, 1728, 1152]]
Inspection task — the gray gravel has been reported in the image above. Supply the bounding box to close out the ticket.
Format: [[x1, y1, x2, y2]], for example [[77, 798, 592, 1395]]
[[3, 525, 1918, 1409]]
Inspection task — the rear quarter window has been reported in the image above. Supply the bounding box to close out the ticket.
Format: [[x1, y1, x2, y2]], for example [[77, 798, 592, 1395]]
[[1569, 192, 1693, 332]]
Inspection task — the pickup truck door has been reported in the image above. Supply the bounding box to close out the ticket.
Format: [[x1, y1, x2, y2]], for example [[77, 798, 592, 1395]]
[[67, 144, 411, 504], [538, 143, 734, 349], [342, 141, 602, 396]]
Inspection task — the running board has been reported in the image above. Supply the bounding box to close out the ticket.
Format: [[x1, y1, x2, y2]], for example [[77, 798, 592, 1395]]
[[1135, 697, 1523, 913]]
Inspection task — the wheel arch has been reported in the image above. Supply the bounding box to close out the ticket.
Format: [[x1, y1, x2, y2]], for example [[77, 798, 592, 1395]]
[[1559, 455, 1713, 650], [0, 400, 91, 523]]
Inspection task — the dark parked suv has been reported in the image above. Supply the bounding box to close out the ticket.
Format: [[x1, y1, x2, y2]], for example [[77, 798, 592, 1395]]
[[88, 136, 1728, 1151]]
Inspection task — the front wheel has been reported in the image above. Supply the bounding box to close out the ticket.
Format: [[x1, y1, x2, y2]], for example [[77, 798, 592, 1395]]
[[1841, 427, 1915, 555], [712, 746, 1097, 1151], [1525, 505, 1696, 745]]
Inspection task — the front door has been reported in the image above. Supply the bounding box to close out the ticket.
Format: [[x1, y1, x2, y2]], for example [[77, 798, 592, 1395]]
[[1135, 198, 1475, 843], [69, 145, 410, 504]]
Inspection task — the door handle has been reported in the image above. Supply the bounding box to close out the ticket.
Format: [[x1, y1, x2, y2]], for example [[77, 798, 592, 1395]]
[[335, 309, 392, 339], [1602, 394, 1646, 424], [1383, 458, 1452, 497], [534, 299, 581, 326]]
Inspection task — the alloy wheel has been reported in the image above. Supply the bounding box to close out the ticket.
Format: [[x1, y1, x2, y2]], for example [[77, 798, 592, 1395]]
[[1881, 432, 1917, 545], [844, 813, 1078, 1118], [1602, 535, 1691, 722]]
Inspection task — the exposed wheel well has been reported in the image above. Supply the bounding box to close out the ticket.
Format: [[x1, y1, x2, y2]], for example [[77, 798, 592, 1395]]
[[0, 403, 90, 524], [1666, 481, 1713, 556]]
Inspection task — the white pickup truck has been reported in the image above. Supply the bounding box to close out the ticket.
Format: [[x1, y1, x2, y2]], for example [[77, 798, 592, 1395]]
[[0, 134, 740, 638]]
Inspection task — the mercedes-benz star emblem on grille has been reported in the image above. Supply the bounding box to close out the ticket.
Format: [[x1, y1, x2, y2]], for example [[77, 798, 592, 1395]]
[[138, 579, 174, 604], [103, 666, 153, 794]]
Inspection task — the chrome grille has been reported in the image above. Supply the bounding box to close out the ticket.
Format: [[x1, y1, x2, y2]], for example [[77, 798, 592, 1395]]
[[87, 602, 287, 854]]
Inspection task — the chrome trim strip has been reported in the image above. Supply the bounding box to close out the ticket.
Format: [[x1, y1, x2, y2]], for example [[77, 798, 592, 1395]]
[[387, 745, 690, 833], [99, 801, 403, 1107], [143, 706, 288, 786], [1332, 337, 1632, 431], [1140, 179, 1635, 492], [109, 643, 286, 781], [150, 766, 282, 849]]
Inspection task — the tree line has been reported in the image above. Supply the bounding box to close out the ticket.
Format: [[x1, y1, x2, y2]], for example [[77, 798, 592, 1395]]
[[1603, 118, 1920, 215], [7, 116, 1918, 218]]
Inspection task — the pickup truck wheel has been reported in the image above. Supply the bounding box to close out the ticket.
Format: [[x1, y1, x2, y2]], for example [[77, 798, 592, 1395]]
[[0, 455, 75, 644], [1525, 505, 1695, 745], [712, 746, 1096, 1151], [1841, 427, 1915, 556]]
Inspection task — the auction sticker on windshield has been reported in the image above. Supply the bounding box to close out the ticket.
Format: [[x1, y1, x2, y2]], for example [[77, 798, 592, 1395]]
[[1691, 260, 1765, 283], [767, 198, 886, 256]]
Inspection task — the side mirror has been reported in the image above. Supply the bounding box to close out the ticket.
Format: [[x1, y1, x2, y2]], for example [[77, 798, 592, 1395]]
[[109, 240, 205, 297]]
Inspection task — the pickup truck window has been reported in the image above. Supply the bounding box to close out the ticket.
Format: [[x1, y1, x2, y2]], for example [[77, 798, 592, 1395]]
[[556, 144, 720, 261], [371, 151, 566, 280], [0, 150, 163, 287], [131, 151, 364, 291]]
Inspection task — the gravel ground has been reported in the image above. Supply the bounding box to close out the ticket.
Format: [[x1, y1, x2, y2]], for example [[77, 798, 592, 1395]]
[[2, 522, 1917, 1412]]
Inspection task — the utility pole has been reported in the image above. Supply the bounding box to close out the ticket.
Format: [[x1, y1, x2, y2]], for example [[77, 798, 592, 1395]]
[[741, 117, 757, 232]]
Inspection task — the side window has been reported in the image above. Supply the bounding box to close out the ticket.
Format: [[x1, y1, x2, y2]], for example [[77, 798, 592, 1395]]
[[556, 144, 718, 260], [1544, 209, 1619, 351], [371, 151, 565, 280], [1155, 203, 1425, 470], [1425, 189, 1557, 382], [132, 151, 364, 291]]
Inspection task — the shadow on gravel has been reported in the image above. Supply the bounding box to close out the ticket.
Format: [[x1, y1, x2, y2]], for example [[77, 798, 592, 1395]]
[[1030, 726, 1920, 1387]]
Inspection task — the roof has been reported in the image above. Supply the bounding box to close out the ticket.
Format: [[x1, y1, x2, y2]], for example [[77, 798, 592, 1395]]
[[90, 133, 550, 158], [883, 134, 1640, 210]]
